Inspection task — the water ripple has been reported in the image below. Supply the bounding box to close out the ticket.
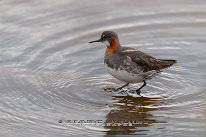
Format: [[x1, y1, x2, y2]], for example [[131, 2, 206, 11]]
[[0, 0, 206, 137]]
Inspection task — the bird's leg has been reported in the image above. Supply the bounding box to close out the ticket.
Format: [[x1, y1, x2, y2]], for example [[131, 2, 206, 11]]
[[115, 83, 129, 92], [136, 81, 146, 96]]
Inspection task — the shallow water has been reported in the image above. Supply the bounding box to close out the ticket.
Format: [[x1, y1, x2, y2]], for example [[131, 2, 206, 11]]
[[0, 0, 206, 136]]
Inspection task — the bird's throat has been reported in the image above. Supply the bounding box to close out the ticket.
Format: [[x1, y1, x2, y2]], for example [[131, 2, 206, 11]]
[[106, 37, 118, 55]]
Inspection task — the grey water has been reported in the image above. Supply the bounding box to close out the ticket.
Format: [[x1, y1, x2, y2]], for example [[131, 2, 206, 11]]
[[0, 0, 206, 136]]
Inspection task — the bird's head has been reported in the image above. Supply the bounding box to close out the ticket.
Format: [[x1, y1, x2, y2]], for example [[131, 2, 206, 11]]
[[89, 31, 119, 46], [89, 31, 120, 54]]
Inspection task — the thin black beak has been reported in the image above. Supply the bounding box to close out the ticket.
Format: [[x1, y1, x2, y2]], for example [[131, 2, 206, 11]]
[[89, 38, 102, 43]]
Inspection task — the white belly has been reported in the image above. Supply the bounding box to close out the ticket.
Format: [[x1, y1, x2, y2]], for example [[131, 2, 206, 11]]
[[104, 64, 158, 83], [104, 64, 142, 83]]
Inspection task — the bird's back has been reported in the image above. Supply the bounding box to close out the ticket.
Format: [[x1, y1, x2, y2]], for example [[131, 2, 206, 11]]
[[120, 46, 176, 72]]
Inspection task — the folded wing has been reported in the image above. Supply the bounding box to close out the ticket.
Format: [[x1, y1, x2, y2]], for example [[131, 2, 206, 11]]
[[121, 47, 176, 72]]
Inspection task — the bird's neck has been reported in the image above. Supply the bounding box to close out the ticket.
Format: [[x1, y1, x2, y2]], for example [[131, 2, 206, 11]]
[[106, 37, 119, 55]]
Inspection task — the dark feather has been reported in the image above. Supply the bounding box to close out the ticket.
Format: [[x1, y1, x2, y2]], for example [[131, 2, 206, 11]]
[[120, 47, 176, 72]]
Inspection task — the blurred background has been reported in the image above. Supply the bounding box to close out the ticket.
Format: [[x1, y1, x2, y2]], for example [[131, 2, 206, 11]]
[[0, 0, 206, 136]]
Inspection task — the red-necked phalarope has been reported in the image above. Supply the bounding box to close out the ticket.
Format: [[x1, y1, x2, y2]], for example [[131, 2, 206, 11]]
[[89, 31, 176, 96]]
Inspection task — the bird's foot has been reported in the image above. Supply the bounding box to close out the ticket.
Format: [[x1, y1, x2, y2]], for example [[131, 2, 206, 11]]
[[114, 88, 122, 92], [104, 87, 115, 91], [136, 90, 143, 97], [114, 83, 129, 92], [114, 87, 124, 92], [114, 89, 119, 92], [118, 90, 127, 94]]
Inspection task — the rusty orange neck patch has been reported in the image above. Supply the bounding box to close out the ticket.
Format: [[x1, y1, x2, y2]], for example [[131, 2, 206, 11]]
[[106, 37, 118, 55]]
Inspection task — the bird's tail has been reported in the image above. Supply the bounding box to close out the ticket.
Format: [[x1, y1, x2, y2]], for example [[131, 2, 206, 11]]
[[158, 59, 176, 69]]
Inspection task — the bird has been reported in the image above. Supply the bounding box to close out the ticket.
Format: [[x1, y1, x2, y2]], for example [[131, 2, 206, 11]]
[[89, 31, 176, 96]]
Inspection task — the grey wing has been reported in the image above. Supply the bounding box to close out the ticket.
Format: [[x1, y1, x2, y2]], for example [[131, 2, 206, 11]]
[[121, 47, 175, 72], [130, 51, 161, 72]]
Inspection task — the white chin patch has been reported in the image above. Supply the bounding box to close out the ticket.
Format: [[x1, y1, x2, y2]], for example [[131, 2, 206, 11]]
[[103, 40, 110, 46]]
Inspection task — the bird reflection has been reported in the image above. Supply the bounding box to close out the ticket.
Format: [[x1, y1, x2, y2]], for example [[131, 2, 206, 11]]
[[104, 95, 168, 135]]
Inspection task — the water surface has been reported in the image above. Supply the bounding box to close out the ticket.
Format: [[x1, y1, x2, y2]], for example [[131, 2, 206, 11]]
[[0, 0, 206, 136]]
